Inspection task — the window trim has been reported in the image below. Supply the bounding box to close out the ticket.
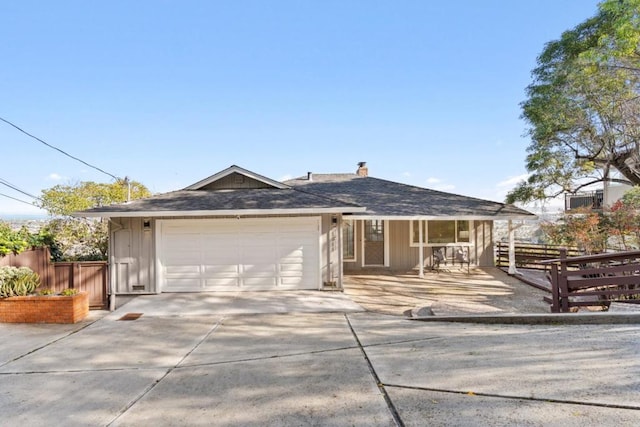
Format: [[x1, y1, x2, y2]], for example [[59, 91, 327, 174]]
[[342, 219, 356, 262], [409, 220, 473, 247]]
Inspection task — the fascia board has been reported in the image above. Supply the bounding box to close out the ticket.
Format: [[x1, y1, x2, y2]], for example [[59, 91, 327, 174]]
[[74, 206, 367, 218], [345, 214, 537, 221]]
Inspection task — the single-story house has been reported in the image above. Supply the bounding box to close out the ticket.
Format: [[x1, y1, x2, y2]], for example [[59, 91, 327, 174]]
[[77, 163, 534, 300]]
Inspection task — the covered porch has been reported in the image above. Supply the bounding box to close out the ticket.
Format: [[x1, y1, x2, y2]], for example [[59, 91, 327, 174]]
[[338, 216, 528, 280]]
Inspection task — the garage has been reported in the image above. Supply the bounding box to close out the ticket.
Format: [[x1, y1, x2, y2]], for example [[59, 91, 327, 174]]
[[157, 217, 320, 292]]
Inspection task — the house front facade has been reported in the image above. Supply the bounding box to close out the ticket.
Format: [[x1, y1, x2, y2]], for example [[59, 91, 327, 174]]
[[78, 164, 534, 299]]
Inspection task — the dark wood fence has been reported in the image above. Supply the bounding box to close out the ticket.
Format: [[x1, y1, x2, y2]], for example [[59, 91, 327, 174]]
[[0, 248, 107, 309], [495, 242, 583, 270], [542, 250, 640, 313]]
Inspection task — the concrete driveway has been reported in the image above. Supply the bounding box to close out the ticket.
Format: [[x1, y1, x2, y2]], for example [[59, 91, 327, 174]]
[[1, 291, 639, 426]]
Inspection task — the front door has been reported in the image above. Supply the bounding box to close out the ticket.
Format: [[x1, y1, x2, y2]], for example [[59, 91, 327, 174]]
[[363, 220, 385, 266]]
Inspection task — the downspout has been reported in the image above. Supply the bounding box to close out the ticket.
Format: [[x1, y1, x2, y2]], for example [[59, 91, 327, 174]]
[[326, 217, 332, 288], [418, 219, 424, 278], [107, 218, 123, 311]]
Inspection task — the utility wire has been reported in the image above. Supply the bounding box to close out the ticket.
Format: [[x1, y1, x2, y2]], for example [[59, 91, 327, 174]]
[[0, 178, 41, 200], [0, 116, 120, 181], [0, 192, 35, 206]]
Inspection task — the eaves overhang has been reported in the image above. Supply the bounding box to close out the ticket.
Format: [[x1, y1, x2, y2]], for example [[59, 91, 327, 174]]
[[74, 206, 366, 218], [345, 214, 537, 221]]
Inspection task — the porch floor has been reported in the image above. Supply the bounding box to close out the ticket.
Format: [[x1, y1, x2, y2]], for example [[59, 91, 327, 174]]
[[342, 267, 551, 316]]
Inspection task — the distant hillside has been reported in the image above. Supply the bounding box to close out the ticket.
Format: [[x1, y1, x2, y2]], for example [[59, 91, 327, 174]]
[[0, 217, 48, 233], [494, 213, 562, 244]]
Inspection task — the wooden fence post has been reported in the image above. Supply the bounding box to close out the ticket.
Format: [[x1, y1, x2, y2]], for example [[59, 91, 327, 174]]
[[559, 248, 569, 312], [550, 263, 560, 313]]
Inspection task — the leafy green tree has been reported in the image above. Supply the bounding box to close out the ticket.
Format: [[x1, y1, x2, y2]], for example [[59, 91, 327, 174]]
[[36, 179, 150, 216], [35, 180, 151, 260], [0, 222, 57, 257], [0, 222, 29, 256], [621, 185, 640, 207], [507, 0, 640, 204]]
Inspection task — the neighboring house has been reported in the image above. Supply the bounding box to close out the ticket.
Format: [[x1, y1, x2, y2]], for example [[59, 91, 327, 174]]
[[565, 167, 634, 212], [77, 164, 534, 298]]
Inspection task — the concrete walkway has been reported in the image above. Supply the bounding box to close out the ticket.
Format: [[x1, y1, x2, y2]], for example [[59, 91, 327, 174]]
[[1, 292, 639, 426]]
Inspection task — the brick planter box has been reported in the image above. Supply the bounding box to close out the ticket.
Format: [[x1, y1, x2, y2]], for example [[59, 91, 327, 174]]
[[0, 292, 89, 324]]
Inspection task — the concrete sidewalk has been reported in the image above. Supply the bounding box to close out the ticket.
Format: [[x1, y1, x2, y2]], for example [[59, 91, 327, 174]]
[[0, 295, 639, 426]]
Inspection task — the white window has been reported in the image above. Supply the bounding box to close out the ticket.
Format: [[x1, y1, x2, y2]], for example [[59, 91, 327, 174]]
[[410, 220, 472, 246], [342, 219, 356, 261]]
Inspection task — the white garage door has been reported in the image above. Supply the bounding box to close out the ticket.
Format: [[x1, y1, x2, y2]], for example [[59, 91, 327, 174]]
[[158, 218, 320, 291]]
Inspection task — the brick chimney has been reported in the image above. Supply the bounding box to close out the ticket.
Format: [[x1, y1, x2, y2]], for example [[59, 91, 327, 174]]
[[356, 162, 368, 177]]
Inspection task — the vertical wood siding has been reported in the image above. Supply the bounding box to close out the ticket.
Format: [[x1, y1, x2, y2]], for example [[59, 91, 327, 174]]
[[344, 219, 496, 271], [110, 217, 155, 293]]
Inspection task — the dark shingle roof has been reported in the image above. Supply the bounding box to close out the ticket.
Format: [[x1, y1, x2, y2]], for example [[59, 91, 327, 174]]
[[79, 187, 364, 216], [77, 167, 534, 219], [285, 174, 534, 218]]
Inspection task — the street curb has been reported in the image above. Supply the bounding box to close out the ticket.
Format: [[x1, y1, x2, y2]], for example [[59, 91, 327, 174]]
[[407, 313, 640, 325]]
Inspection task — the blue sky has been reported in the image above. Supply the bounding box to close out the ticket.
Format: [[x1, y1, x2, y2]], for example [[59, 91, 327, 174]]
[[1, 0, 601, 216]]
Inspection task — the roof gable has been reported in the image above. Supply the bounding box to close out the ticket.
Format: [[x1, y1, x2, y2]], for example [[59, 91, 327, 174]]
[[184, 165, 288, 191]]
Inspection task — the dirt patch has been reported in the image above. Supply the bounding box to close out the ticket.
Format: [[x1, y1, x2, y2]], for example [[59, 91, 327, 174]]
[[343, 267, 551, 316]]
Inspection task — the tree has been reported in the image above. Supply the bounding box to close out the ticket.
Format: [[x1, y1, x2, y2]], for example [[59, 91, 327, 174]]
[[36, 179, 150, 216], [507, 0, 640, 204], [0, 222, 57, 257], [540, 208, 609, 254], [35, 180, 151, 260], [0, 222, 29, 256]]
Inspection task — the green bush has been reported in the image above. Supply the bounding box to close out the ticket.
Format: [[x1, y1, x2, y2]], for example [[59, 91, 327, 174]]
[[59, 288, 79, 296], [0, 266, 41, 297], [0, 223, 29, 256]]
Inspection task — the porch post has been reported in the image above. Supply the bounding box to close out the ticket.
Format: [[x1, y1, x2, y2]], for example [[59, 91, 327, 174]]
[[418, 219, 424, 278], [508, 219, 517, 275], [337, 214, 344, 289]]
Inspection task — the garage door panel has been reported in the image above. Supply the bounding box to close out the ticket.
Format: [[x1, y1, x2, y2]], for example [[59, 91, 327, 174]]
[[202, 236, 237, 249], [160, 218, 319, 292], [242, 277, 278, 288], [166, 265, 201, 275], [203, 264, 239, 275], [204, 277, 240, 288], [165, 278, 203, 291], [280, 277, 305, 286], [242, 263, 277, 275], [202, 253, 238, 264], [280, 263, 304, 272], [280, 252, 304, 260]]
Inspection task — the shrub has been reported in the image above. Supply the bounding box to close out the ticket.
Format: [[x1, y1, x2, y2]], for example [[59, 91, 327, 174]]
[[0, 223, 30, 256], [0, 266, 41, 297]]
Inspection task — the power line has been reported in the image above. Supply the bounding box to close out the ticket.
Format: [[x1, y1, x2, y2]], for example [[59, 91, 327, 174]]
[[0, 177, 41, 200], [0, 192, 35, 206], [0, 116, 120, 181]]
